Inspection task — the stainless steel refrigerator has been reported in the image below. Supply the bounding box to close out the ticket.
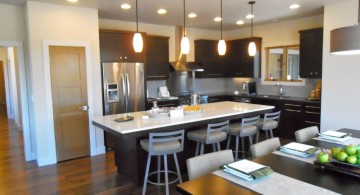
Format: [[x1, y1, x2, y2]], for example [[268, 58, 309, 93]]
[[101, 62, 145, 148]]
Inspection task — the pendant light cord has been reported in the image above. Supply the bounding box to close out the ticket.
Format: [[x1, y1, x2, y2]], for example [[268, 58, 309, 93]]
[[220, 0, 223, 39], [136, 0, 139, 32], [358, 0, 360, 24], [250, 3, 253, 38], [183, 0, 186, 37]]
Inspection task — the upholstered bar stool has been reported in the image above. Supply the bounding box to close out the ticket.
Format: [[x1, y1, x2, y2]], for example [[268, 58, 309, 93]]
[[187, 120, 229, 156], [226, 115, 260, 161], [256, 111, 281, 142], [141, 129, 184, 195]]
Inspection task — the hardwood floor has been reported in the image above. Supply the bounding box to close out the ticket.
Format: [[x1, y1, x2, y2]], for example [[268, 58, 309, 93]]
[[0, 107, 181, 194]]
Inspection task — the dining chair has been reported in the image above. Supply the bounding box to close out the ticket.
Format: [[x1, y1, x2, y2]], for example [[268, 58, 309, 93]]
[[250, 137, 281, 158], [257, 111, 281, 142], [187, 120, 229, 156], [226, 115, 260, 161], [140, 129, 185, 195], [294, 126, 319, 143], [186, 149, 234, 180]]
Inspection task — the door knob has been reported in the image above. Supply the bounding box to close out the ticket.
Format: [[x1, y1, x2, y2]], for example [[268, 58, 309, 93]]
[[77, 105, 89, 111]]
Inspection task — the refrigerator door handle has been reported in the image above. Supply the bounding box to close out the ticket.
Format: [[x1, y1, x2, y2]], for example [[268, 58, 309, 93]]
[[126, 73, 130, 103], [121, 73, 126, 106]]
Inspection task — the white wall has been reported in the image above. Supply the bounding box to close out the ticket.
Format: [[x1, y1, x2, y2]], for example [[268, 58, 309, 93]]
[[321, 0, 360, 131], [226, 15, 323, 87], [26, 1, 103, 166], [0, 4, 26, 41]]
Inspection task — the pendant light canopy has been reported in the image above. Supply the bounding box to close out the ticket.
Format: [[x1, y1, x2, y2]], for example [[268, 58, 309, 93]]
[[248, 1, 257, 57], [330, 0, 360, 55], [133, 0, 143, 53], [181, 0, 190, 54], [218, 0, 226, 55]]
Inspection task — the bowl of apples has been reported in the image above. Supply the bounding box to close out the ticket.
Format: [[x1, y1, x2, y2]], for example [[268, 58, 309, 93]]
[[317, 144, 360, 167]]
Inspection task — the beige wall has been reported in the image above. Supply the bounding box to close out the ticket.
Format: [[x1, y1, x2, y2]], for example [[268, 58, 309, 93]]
[[0, 4, 26, 41], [321, 0, 360, 131], [26, 1, 102, 165]]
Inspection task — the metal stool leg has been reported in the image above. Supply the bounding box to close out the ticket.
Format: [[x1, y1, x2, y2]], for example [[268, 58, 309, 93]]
[[200, 143, 205, 155], [270, 129, 274, 138], [217, 142, 221, 151], [195, 142, 200, 156], [212, 144, 216, 152], [226, 135, 231, 149], [164, 155, 169, 195], [235, 136, 239, 161], [241, 137, 245, 159], [265, 131, 269, 139], [157, 156, 161, 183], [256, 131, 259, 143], [142, 155, 151, 195], [173, 153, 182, 183]]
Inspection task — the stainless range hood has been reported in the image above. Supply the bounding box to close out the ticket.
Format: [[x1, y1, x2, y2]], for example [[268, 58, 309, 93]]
[[169, 61, 204, 72]]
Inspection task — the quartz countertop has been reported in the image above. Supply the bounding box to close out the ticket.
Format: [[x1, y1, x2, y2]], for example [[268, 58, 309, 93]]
[[92, 101, 274, 135]]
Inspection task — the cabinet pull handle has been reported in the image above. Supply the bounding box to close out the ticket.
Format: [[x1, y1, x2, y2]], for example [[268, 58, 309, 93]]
[[159, 104, 175, 107], [304, 121, 320, 125], [305, 111, 320, 114], [147, 75, 167, 78], [305, 106, 320, 109], [284, 104, 301, 107], [207, 74, 222, 76], [285, 109, 301, 112]]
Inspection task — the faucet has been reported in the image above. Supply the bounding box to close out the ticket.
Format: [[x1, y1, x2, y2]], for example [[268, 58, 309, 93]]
[[276, 83, 285, 96]]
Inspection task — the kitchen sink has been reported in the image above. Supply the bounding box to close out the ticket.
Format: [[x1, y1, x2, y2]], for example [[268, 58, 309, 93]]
[[260, 95, 291, 99]]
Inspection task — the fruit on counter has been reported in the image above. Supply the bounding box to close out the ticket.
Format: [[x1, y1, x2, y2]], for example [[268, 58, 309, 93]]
[[183, 105, 201, 111], [346, 156, 357, 164], [317, 152, 329, 164], [331, 147, 342, 158], [344, 145, 357, 155], [336, 151, 348, 162]]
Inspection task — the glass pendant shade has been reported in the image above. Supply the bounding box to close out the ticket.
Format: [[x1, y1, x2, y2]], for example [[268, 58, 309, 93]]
[[133, 32, 143, 53], [248, 41, 256, 56], [181, 36, 190, 54], [218, 40, 226, 55]]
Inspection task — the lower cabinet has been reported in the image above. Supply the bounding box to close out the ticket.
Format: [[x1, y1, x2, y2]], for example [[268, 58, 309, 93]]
[[145, 99, 180, 110], [303, 102, 321, 129], [279, 101, 305, 139], [207, 95, 230, 103]]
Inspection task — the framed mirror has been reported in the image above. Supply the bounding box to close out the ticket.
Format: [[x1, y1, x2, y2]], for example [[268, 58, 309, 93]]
[[265, 45, 301, 82]]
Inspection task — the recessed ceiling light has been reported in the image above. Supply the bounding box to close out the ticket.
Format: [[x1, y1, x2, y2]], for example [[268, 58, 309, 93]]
[[289, 4, 300, 9], [246, 14, 254, 19], [236, 20, 244, 25], [214, 17, 222, 22], [188, 13, 197, 18], [157, 9, 167, 14], [121, 3, 131, 10], [67, 0, 78, 2]]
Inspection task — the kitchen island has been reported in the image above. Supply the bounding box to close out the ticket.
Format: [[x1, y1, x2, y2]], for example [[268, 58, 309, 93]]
[[92, 101, 274, 185]]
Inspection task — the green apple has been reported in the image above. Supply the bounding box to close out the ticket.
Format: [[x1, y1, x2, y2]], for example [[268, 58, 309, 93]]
[[331, 147, 342, 158], [346, 156, 357, 164], [336, 151, 348, 162], [357, 158, 360, 165], [344, 145, 357, 155], [317, 152, 329, 164], [357, 144, 360, 151]]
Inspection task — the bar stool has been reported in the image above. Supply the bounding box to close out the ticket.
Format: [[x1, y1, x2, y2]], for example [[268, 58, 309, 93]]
[[187, 120, 229, 156], [141, 129, 185, 195], [256, 111, 281, 142], [226, 116, 260, 161]]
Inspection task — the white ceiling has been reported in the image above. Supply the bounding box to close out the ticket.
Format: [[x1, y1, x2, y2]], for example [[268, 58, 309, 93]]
[[1, 0, 344, 30]]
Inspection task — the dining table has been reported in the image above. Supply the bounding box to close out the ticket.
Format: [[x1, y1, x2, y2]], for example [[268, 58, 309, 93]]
[[176, 129, 360, 195], [92, 101, 274, 185]]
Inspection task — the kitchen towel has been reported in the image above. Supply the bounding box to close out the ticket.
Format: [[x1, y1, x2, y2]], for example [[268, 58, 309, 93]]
[[213, 170, 340, 195]]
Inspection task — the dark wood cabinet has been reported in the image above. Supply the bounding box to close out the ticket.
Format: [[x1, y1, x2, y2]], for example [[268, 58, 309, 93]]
[[194, 40, 226, 78], [145, 99, 180, 110], [279, 101, 305, 139], [304, 102, 321, 129], [145, 35, 170, 80], [99, 30, 144, 62], [299, 28, 323, 78], [207, 95, 230, 103], [225, 37, 261, 78]]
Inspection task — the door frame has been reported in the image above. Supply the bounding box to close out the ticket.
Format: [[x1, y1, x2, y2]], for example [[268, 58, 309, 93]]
[[42, 41, 100, 160], [0, 58, 12, 118], [0, 41, 33, 161]]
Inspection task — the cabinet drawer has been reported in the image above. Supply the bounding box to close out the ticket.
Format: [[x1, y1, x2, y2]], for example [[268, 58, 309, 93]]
[[284, 103, 302, 112]]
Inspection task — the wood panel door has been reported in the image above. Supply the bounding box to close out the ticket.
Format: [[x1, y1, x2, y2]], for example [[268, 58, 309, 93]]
[[0, 61, 6, 105], [49, 46, 90, 162]]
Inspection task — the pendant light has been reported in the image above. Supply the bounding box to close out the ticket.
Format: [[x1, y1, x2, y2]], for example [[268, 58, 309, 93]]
[[133, 0, 143, 53], [330, 0, 360, 55], [218, 0, 226, 55], [248, 1, 257, 57], [181, 0, 190, 54]]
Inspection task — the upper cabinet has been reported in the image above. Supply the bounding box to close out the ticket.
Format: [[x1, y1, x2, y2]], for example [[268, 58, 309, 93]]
[[299, 28, 323, 78], [145, 35, 170, 80], [99, 30, 145, 63], [194, 37, 261, 78], [225, 37, 261, 78], [194, 40, 226, 78]]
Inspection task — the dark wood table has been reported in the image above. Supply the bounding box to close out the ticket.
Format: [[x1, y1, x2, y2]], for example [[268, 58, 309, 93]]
[[92, 102, 273, 185], [177, 129, 360, 195]]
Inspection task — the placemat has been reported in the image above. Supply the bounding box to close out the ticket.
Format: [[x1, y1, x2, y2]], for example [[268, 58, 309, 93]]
[[213, 170, 340, 195], [313, 137, 360, 146], [272, 150, 318, 164]]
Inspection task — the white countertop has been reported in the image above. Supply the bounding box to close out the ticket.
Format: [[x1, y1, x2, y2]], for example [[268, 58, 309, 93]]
[[92, 101, 274, 135]]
